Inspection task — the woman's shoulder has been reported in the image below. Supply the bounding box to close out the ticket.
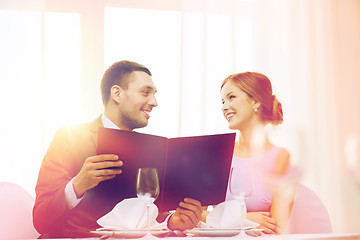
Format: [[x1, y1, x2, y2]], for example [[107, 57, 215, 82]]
[[272, 147, 290, 174]]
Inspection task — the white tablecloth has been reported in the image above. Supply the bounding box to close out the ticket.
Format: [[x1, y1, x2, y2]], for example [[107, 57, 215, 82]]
[[30, 233, 360, 240]]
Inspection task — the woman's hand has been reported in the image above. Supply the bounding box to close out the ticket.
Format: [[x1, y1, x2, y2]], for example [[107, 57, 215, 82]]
[[247, 211, 279, 234]]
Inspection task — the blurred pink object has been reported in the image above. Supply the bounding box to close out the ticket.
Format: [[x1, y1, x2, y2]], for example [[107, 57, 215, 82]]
[[0, 182, 39, 239], [286, 184, 332, 234]]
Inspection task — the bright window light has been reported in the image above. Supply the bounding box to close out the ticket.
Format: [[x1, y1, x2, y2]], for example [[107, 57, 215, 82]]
[[104, 7, 181, 137], [204, 14, 235, 134], [0, 10, 42, 195], [43, 12, 81, 144], [235, 16, 253, 72], [180, 12, 205, 136]]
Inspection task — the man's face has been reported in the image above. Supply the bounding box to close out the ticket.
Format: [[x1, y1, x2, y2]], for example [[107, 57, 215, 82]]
[[118, 71, 158, 130]]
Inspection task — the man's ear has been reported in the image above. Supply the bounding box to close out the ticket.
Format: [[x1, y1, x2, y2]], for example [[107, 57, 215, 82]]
[[110, 85, 123, 104]]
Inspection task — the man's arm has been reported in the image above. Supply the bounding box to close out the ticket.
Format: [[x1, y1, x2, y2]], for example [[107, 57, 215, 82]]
[[33, 128, 80, 234], [33, 127, 123, 234]]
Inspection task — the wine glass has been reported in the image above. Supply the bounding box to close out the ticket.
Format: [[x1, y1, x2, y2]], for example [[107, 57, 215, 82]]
[[229, 166, 253, 238], [136, 168, 160, 239]]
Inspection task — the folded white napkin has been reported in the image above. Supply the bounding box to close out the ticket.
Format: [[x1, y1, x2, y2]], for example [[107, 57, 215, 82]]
[[205, 200, 259, 229], [97, 198, 167, 230]]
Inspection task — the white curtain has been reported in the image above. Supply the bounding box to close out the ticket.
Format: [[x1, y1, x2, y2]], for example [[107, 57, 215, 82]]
[[1, 0, 359, 233]]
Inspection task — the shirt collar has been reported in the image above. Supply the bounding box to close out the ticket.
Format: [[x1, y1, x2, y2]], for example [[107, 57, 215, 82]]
[[101, 114, 120, 130]]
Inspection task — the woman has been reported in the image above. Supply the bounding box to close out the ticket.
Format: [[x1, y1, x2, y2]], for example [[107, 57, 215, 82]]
[[220, 72, 292, 234]]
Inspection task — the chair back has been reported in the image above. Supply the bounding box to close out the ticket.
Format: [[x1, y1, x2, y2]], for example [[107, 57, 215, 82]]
[[0, 182, 39, 239], [286, 183, 332, 234]]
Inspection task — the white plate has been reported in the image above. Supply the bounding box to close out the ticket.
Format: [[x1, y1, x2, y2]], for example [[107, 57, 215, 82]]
[[187, 227, 262, 237], [91, 229, 171, 238]]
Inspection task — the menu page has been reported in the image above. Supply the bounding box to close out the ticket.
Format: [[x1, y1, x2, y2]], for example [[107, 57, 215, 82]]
[[96, 128, 235, 212]]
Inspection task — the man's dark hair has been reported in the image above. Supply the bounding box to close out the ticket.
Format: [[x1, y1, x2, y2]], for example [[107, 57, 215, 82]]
[[100, 60, 152, 105]]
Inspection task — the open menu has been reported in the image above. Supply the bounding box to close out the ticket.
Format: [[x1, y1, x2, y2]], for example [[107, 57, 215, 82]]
[[94, 128, 235, 213]]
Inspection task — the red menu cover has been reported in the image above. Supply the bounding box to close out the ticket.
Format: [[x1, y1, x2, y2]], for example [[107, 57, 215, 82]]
[[95, 128, 235, 213]]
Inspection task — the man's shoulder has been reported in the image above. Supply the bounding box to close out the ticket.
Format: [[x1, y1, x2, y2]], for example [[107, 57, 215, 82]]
[[54, 117, 102, 139], [73, 118, 101, 131]]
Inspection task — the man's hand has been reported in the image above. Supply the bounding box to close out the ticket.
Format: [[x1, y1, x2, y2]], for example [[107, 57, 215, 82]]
[[168, 198, 203, 231], [72, 154, 123, 198], [247, 211, 279, 234]]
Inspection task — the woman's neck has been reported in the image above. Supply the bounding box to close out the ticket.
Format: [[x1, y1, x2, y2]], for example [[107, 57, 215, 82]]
[[234, 124, 271, 158], [234, 131, 252, 158]]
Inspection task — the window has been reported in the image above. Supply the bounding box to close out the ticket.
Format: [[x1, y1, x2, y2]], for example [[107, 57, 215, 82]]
[[105, 7, 181, 137], [0, 0, 254, 195]]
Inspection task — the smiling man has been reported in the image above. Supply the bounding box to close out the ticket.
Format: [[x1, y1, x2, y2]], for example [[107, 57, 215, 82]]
[[33, 60, 203, 238]]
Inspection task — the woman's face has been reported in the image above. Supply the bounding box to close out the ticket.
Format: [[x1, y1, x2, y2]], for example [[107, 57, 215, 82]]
[[220, 81, 257, 130]]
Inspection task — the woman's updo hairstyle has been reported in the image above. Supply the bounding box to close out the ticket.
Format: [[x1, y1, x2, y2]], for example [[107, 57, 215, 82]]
[[221, 72, 283, 125]]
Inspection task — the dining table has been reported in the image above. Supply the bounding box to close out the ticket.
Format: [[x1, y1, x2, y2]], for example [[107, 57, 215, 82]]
[[29, 232, 360, 240]]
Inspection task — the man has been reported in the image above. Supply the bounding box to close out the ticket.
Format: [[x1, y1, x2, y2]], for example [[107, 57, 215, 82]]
[[33, 60, 203, 238]]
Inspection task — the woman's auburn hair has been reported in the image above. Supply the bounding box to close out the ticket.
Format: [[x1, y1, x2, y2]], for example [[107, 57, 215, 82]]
[[221, 72, 283, 125]]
